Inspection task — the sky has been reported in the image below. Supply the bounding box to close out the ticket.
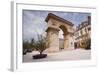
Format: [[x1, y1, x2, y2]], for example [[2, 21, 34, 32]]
[[22, 10, 90, 41]]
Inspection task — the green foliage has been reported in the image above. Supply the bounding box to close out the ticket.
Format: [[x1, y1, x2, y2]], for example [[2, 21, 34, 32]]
[[23, 41, 31, 50], [80, 38, 91, 49], [85, 38, 91, 49], [30, 38, 35, 50]]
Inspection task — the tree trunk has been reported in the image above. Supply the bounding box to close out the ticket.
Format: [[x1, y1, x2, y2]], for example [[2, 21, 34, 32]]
[[40, 51, 43, 55]]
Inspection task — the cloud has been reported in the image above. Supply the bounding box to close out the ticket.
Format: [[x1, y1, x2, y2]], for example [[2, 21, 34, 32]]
[[23, 10, 90, 41], [23, 11, 47, 41]]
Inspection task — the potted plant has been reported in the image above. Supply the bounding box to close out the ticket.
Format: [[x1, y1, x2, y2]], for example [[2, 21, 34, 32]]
[[32, 34, 47, 59]]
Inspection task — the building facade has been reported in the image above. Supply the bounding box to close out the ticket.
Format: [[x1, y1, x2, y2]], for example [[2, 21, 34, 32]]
[[44, 13, 91, 52], [74, 16, 91, 49]]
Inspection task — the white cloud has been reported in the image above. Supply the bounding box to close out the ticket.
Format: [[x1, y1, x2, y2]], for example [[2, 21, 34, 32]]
[[23, 10, 90, 41]]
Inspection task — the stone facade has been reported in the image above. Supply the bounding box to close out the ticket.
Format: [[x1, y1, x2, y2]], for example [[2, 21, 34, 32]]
[[44, 13, 91, 52], [74, 16, 91, 48], [45, 13, 75, 52]]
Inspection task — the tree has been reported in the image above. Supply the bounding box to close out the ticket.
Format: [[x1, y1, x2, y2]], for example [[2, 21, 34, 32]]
[[80, 38, 91, 50], [85, 38, 91, 49], [32, 34, 47, 59], [23, 41, 32, 55], [30, 38, 35, 50], [23, 41, 31, 50], [32, 34, 47, 55]]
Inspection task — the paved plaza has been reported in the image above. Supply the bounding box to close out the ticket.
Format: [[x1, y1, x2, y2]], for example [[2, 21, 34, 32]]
[[23, 49, 91, 62]]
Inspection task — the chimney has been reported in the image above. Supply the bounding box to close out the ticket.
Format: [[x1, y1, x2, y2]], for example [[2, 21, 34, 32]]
[[88, 16, 91, 25]]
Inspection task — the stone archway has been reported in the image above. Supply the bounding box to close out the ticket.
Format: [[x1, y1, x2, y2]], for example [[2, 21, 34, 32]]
[[45, 13, 74, 52]]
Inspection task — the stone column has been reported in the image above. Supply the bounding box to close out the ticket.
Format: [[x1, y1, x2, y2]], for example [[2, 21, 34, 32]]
[[46, 26, 60, 52], [63, 34, 69, 49], [68, 34, 74, 49], [63, 33, 74, 50]]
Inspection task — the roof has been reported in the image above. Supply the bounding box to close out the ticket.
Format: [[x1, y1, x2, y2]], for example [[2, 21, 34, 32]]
[[76, 20, 90, 31], [45, 13, 74, 26], [75, 16, 91, 31]]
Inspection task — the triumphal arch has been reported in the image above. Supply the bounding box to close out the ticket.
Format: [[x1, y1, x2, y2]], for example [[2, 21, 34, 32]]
[[45, 13, 74, 52]]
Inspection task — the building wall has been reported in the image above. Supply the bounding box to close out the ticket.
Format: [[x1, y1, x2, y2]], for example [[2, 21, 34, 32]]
[[74, 16, 91, 49], [46, 14, 91, 51]]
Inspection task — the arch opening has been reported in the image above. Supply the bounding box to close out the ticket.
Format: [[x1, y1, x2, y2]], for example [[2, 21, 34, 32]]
[[59, 29, 64, 50], [59, 25, 69, 50], [45, 13, 74, 52]]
